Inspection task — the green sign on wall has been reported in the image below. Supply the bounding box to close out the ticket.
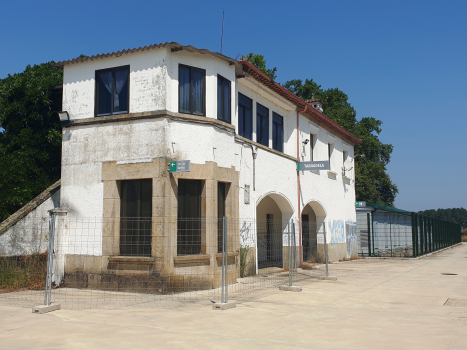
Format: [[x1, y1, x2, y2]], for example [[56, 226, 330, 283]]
[[169, 160, 191, 173]]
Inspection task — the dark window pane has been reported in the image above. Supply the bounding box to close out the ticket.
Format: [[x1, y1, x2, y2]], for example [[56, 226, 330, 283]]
[[97, 71, 112, 115], [239, 106, 245, 137], [310, 134, 314, 161], [179, 67, 191, 113], [238, 93, 252, 139], [192, 69, 204, 115], [257, 104, 269, 146], [256, 114, 261, 144], [244, 107, 252, 139], [178, 179, 202, 255], [257, 104, 268, 118], [218, 182, 226, 253], [262, 116, 269, 146], [114, 69, 129, 114], [120, 179, 152, 257], [217, 77, 223, 120], [223, 81, 230, 123], [273, 113, 283, 152]]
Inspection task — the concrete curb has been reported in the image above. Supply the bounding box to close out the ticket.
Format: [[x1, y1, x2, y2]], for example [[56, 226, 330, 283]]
[[32, 304, 61, 314], [279, 285, 302, 292], [212, 301, 236, 310]]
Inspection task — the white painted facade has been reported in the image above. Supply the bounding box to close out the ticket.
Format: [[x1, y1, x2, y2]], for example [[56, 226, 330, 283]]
[[0, 191, 60, 256], [59, 44, 359, 263]]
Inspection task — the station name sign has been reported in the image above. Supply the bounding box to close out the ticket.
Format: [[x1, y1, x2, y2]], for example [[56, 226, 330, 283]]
[[169, 160, 191, 173], [297, 161, 330, 171]]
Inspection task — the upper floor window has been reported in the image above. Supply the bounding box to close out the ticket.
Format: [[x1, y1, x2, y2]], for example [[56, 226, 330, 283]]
[[217, 75, 231, 123], [179, 65, 205, 116], [256, 103, 269, 147], [272, 112, 283, 152], [95, 66, 129, 116], [310, 134, 315, 161], [328, 143, 334, 170], [238, 93, 252, 140]]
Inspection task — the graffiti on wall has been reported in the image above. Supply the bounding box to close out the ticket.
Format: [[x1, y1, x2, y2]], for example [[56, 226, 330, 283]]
[[329, 220, 345, 247], [346, 222, 357, 258]]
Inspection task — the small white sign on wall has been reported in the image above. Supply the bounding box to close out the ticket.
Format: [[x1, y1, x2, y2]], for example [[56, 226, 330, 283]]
[[317, 233, 324, 244]]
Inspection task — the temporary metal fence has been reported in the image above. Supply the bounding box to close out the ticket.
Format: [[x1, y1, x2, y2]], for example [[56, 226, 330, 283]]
[[1, 215, 329, 310], [357, 210, 461, 258]]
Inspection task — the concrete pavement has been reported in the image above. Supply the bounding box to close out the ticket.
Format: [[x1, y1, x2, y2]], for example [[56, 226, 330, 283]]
[[1, 244, 466, 349]]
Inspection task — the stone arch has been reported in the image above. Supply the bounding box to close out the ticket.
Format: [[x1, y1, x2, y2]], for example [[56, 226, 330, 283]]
[[256, 191, 294, 270], [301, 200, 327, 262]]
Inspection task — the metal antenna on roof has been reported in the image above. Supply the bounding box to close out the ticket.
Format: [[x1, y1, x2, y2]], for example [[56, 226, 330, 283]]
[[220, 11, 225, 54]]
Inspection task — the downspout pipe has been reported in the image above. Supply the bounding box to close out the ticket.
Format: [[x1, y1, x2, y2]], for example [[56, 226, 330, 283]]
[[297, 104, 307, 263]]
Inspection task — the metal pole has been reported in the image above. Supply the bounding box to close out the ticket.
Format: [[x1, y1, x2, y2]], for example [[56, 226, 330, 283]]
[[223, 216, 228, 303], [44, 213, 55, 306], [48, 214, 57, 306], [288, 220, 292, 287], [323, 224, 329, 277], [221, 218, 225, 303], [366, 213, 371, 257], [292, 221, 296, 271], [410, 212, 417, 258]]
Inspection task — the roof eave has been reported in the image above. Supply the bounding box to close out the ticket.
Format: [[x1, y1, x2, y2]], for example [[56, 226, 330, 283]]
[[240, 60, 362, 145]]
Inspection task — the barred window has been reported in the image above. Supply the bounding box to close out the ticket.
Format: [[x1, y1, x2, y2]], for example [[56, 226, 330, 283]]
[[177, 179, 202, 255]]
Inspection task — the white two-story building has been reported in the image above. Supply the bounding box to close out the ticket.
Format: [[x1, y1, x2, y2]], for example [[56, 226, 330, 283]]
[[2, 42, 361, 288]]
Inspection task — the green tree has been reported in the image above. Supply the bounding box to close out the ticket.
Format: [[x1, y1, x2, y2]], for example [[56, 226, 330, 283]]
[[285, 80, 398, 205], [246, 53, 277, 81], [247, 54, 398, 205], [418, 208, 467, 228], [0, 63, 63, 219]]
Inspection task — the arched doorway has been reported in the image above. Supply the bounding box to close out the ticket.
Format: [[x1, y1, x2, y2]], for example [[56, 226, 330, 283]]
[[256, 193, 293, 269], [301, 201, 326, 262]]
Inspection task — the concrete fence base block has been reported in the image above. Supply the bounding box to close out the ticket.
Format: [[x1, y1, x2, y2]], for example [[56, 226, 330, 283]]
[[32, 304, 61, 314], [279, 285, 302, 292], [212, 301, 236, 310], [319, 276, 337, 281]]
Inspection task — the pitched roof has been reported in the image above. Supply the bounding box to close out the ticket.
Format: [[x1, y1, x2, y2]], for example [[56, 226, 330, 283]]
[[239, 60, 362, 145], [53, 42, 244, 75]]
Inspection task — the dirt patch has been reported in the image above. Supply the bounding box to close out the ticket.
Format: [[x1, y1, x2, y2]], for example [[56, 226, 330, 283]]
[[0, 253, 47, 292]]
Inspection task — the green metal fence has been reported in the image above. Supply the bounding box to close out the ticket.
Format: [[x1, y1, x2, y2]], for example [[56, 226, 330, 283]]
[[357, 204, 462, 258], [411, 213, 461, 258]]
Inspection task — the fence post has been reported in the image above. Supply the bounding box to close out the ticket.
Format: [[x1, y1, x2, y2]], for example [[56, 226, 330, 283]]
[[222, 216, 228, 303], [323, 224, 329, 277], [367, 213, 371, 257], [289, 220, 292, 287], [44, 212, 55, 306], [292, 221, 296, 271], [213, 216, 236, 310]]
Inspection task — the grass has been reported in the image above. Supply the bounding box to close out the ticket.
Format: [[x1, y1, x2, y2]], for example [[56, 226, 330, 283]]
[[0, 253, 47, 292], [239, 246, 249, 277]]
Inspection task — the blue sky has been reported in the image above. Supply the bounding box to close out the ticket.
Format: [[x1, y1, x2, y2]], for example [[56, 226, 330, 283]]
[[1, 0, 466, 212]]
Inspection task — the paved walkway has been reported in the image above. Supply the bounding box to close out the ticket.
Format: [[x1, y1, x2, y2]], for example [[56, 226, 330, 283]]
[[1, 244, 466, 349]]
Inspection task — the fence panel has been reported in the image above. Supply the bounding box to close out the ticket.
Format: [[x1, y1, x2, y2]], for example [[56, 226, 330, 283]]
[[0, 217, 50, 308], [1, 217, 328, 310], [360, 211, 461, 258]]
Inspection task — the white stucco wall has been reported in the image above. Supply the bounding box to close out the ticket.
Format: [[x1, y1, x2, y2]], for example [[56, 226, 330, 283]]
[[63, 49, 168, 120], [59, 47, 358, 260], [0, 190, 60, 256], [166, 51, 236, 120]]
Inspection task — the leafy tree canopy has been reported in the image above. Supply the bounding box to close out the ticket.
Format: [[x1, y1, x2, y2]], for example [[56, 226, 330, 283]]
[[418, 208, 467, 228], [246, 53, 277, 81], [0, 63, 63, 219], [248, 54, 398, 205]]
